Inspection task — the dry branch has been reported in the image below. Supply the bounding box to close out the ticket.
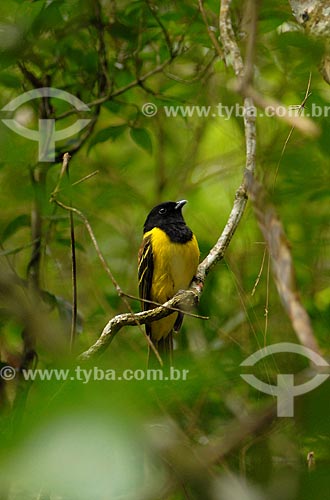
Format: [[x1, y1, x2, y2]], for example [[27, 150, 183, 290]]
[[289, 0, 330, 37], [78, 291, 198, 361], [219, 0, 319, 138], [75, 1, 321, 363], [78, 0, 257, 362]]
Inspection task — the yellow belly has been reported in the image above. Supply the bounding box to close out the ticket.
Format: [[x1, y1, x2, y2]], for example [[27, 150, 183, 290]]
[[145, 228, 199, 340]]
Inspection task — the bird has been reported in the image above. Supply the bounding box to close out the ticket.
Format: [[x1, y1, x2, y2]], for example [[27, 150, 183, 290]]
[[138, 200, 200, 365]]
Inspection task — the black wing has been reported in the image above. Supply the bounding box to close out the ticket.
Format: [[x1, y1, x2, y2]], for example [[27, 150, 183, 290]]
[[138, 234, 153, 312]]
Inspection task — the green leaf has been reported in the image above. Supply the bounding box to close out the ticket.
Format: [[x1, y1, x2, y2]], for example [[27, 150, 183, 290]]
[[0, 72, 21, 88], [103, 101, 122, 114], [2, 214, 30, 242], [129, 127, 152, 154], [88, 125, 127, 153], [56, 238, 85, 252]]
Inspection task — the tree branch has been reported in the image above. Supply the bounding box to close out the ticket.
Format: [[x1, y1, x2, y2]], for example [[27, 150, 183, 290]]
[[145, 0, 174, 57], [56, 58, 174, 121], [218, 0, 318, 138], [198, 0, 224, 59], [78, 290, 198, 361], [289, 0, 330, 37], [50, 185, 163, 365], [77, 0, 258, 362]]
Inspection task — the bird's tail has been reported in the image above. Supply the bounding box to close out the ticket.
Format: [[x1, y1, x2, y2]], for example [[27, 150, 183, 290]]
[[147, 333, 173, 369], [147, 312, 185, 368]]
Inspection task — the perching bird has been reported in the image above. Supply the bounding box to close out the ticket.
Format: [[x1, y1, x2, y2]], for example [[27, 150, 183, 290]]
[[138, 200, 199, 365]]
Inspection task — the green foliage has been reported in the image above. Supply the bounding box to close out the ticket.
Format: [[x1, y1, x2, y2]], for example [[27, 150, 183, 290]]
[[130, 127, 153, 154], [2, 214, 30, 242], [87, 124, 128, 152], [0, 0, 330, 498]]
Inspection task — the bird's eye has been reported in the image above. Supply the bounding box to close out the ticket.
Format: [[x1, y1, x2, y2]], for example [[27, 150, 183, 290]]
[[159, 208, 167, 215]]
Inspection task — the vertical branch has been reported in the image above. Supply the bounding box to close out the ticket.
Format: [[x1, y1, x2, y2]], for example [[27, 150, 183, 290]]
[[219, 0, 244, 77], [69, 210, 77, 351], [198, 0, 224, 58], [24, 165, 47, 374], [93, 0, 111, 96], [219, 0, 257, 176], [27, 166, 45, 291], [218, 1, 320, 353], [196, 0, 257, 282], [52, 153, 77, 350], [65, 154, 78, 352], [12, 67, 53, 428], [24, 70, 53, 365], [146, 0, 173, 57]]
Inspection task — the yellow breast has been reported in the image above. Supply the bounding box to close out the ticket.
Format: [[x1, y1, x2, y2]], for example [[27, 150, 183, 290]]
[[143, 228, 199, 340]]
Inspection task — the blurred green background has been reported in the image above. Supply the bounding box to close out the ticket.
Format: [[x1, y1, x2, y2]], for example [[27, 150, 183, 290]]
[[0, 0, 329, 498]]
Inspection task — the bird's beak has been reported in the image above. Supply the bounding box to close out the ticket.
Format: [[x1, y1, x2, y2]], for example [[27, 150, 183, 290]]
[[175, 199, 187, 210]]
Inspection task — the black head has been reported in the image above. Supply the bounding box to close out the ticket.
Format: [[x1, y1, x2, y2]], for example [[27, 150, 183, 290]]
[[144, 200, 187, 233]]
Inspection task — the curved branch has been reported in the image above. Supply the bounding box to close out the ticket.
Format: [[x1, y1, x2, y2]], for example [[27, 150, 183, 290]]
[[77, 0, 258, 363], [78, 290, 198, 361]]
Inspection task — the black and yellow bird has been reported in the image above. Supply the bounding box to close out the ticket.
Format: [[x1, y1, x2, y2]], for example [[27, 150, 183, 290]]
[[138, 200, 200, 364]]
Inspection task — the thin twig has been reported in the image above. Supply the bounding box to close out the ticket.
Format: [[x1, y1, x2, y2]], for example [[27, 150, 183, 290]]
[[49, 194, 163, 365], [67, 156, 78, 352], [273, 72, 312, 188], [56, 58, 174, 121], [50, 200, 127, 296], [72, 170, 99, 187], [198, 0, 223, 59], [121, 291, 209, 320], [251, 245, 267, 296], [241, 84, 318, 137], [49, 170, 99, 196], [69, 208, 77, 351], [52, 152, 71, 199], [78, 290, 199, 361], [264, 251, 270, 347], [145, 0, 173, 56], [53, 153, 77, 351]]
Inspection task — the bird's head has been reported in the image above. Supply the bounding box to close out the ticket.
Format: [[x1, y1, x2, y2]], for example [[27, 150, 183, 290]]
[[143, 200, 187, 232]]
